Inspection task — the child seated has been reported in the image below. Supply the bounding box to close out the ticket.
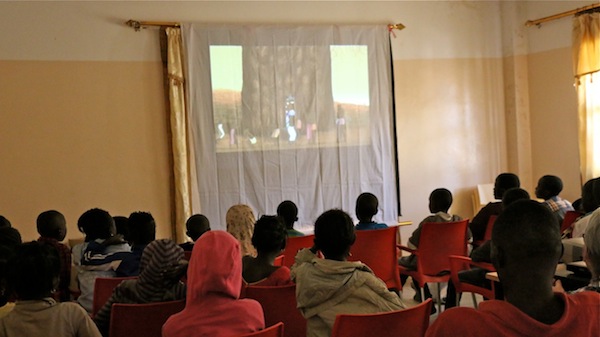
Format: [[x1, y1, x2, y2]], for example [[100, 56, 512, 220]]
[[75, 208, 130, 313], [115, 211, 156, 277], [535, 175, 574, 224], [291, 209, 405, 337], [0, 227, 21, 319], [0, 242, 101, 337], [94, 239, 187, 336], [355, 193, 388, 230], [36, 210, 71, 302], [179, 214, 211, 252], [242, 215, 292, 286], [226, 204, 257, 257], [162, 231, 264, 337], [277, 200, 304, 237]]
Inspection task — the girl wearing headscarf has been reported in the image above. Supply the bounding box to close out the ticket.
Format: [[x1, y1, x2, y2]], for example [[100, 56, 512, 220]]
[[93, 239, 187, 336], [226, 204, 257, 257], [162, 231, 264, 337]]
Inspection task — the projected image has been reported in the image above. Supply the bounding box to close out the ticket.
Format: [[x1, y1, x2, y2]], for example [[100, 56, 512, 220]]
[[210, 45, 371, 152]]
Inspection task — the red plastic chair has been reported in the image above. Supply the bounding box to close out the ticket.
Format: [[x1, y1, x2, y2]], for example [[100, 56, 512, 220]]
[[237, 322, 284, 337], [398, 219, 469, 313], [274, 255, 284, 267], [448, 255, 495, 308], [108, 300, 185, 337], [282, 235, 314, 269], [560, 211, 583, 237], [244, 285, 306, 337], [473, 215, 496, 247], [348, 226, 402, 291], [330, 299, 432, 337], [92, 277, 136, 317]]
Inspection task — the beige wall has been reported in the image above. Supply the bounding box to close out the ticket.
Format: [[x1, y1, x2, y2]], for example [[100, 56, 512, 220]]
[[0, 1, 585, 242], [0, 60, 171, 241]]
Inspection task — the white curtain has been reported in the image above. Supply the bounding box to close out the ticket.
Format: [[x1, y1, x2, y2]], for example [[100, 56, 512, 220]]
[[182, 24, 398, 229]]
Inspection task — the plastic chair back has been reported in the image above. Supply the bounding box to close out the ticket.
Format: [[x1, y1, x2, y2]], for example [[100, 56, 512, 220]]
[[482, 215, 497, 242], [282, 235, 314, 268], [348, 226, 402, 290], [330, 299, 432, 337], [238, 322, 284, 337], [561, 211, 582, 236], [417, 220, 469, 276], [448, 255, 495, 304], [244, 285, 306, 337], [108, 300, 185, 337], [274, 255, 284, 267], [92, 277, 136, 317]]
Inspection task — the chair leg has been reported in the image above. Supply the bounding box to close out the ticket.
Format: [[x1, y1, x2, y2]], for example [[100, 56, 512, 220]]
[[471, 293, 478, 309], [436, 283, 442, 313]]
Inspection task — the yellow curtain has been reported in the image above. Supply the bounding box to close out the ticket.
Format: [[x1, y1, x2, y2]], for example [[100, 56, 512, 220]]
[[166, 27, 192, 242], [573, 12, 600, 182]]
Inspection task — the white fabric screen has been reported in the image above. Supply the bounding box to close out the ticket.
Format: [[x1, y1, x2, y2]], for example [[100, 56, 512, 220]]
[[182, 24, 398, 230]]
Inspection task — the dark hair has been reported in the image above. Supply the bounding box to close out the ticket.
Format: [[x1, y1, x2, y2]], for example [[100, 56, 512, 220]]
[[113, 216, 130, 242], [502, 187, 530, 207], [314, 209, 356, 259], [77, 208, 115, 241], [492, 200, 561, 266], [494, 173, 520, 199], [429, 188, 453, 213], [536, 175, 563, 199], [277, 201, 298, 229], [355, 193, 379, 222], [36, 210, 66, 240], [0, 216, 11, 229], [7, 242, 60, 300], [0, 246, 11, 306], [128, 212, 156, 246], [185, 214, 210, 241], [582, 178, 600, 213], [0, 227, 22, 248], [251, 215, 287, 254]]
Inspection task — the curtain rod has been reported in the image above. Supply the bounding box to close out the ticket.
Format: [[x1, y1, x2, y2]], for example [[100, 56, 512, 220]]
[[125, 19, 405, 32], [525, 3, 600, 27]]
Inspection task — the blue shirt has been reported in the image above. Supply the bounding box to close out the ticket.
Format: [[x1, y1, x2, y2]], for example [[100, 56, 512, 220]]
[[355, 222, 388, 230]]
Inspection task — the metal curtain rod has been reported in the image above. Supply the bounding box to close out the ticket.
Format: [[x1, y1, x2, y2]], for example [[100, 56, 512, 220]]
[[125, 20, 405, 32], [525, 3, 600, 27], [125, 20, 180, 31]]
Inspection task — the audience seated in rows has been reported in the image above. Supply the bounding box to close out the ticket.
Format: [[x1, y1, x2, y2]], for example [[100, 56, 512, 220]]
[[74, 208, 130, 313], [179, 214, 211, 252], [227, 204, 258, 257], [354, 193, 388, 230], [445, 187, 530, 309], [470, 173, 520, 242], [36, 210, 71, 302], [399, 188, 467, 303], [427, 200, 600, 337], [572, 177, 600, 238], [116, 212, 156, 277], [94, 239, 187, 336], [277, 200, 304, 237], [291, 209, 405, 337], [535, 175, 574, 224], [0, 242, 101, 337], [163, 231, 264, 337], [242, 215, 292, 286]]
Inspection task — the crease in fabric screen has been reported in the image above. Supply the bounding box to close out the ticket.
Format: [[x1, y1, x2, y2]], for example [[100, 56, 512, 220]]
[[209, 45, 371, 153]]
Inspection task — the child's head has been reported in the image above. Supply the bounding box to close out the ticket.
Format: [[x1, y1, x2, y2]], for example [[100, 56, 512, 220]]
[[0, 216, 11, 229], [355, 193, 379, 222], [251, 215, 287, 255], [36, 210, 67, 241], [428, 188, 453, 213], [493, 173, 520, 199], [276, 200, 298, 230], [502, 187, 531, 208], [128, 211, 156, 246], [314, 209, 356, 261], [582, 178, 600, 213], [77, 208, 116, 241], [186, 214, 211, 242], [535, 175, 563, 200], [0, 227, 22, 249], [7, 242, 60, 300], [113, 216, 130, 242]]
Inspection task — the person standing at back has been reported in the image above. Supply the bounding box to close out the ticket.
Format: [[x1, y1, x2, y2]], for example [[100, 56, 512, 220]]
[[427, 200, 600, 337], [535, 175, 574, 224], [355, 193, 388, 230], [36, 210, 71, 302], [470, 173, 520, 242]]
